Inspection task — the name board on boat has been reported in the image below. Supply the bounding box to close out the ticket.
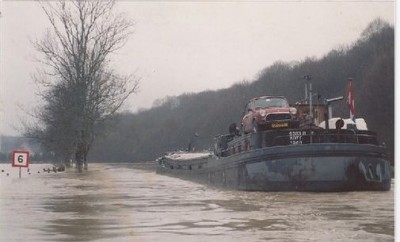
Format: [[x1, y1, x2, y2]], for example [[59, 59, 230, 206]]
[[289, 131, 306, 145]]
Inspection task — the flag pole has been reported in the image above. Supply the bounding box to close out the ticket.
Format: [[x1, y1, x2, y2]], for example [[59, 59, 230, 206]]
[[346, 78, 355, 122]]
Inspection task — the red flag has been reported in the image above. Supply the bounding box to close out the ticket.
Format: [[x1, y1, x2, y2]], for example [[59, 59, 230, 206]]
[[346, 79, 355, 121]]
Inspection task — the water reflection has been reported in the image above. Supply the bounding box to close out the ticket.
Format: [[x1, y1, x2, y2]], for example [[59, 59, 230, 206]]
[[0, 163, 394, 241]]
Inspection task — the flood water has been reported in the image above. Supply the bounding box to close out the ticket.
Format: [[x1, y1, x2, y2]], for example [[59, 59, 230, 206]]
[[0, 163, 394, 241]]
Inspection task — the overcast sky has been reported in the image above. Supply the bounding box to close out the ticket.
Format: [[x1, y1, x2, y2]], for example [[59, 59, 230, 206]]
[[0, 1, 395, 136]]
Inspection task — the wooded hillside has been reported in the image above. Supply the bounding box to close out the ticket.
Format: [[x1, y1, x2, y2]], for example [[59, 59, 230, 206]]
[[89, 19, 394, 165]]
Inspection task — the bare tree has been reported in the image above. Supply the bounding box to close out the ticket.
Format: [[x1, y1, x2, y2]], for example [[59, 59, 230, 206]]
[[25, 0, 139, 171]]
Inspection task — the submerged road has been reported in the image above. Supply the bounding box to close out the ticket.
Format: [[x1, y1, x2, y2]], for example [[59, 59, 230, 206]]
[[0, 163, 394, 241]]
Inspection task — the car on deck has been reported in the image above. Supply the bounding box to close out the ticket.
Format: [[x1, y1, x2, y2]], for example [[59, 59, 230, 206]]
[[241, 96, 299, 133]]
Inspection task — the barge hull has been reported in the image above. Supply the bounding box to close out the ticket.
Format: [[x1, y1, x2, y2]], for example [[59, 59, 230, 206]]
[[156, 143, 391, 192]]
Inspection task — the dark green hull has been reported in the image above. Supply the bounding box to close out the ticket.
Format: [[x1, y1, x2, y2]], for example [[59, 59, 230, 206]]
[[156, 130, 391, 192]]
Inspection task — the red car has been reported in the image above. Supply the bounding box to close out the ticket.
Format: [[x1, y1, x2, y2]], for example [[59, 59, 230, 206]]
[[241, 96, 298, 133]]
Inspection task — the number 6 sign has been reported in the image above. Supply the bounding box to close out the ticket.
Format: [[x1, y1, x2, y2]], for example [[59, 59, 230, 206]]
[[12, 150, 30, 167]]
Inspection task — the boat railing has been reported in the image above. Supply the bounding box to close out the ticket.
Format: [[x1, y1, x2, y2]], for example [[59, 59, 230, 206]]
[[217, 129, 380, 157], [270, 131, 377, 146]]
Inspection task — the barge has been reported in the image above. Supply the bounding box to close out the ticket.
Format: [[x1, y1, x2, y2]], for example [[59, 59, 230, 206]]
[[156, 128, 390, 192], [156, 94, 391, 192]]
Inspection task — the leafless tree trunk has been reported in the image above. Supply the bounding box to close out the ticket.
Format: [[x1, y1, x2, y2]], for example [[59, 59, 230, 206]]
[[24, 0, 139, 171]]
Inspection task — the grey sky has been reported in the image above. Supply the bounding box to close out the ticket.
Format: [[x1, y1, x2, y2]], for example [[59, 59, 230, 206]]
[[0, 1, 395, 136]]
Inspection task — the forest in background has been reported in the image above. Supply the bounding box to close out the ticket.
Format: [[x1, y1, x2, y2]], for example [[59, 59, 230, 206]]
[[10, 18, 386, 165]]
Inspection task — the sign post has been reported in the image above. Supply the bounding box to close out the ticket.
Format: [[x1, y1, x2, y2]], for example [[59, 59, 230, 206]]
[[12, 150, 30, 179]]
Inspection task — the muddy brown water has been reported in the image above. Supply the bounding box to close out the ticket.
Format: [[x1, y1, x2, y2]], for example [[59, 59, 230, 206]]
[[0, 163, 394, 241]]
